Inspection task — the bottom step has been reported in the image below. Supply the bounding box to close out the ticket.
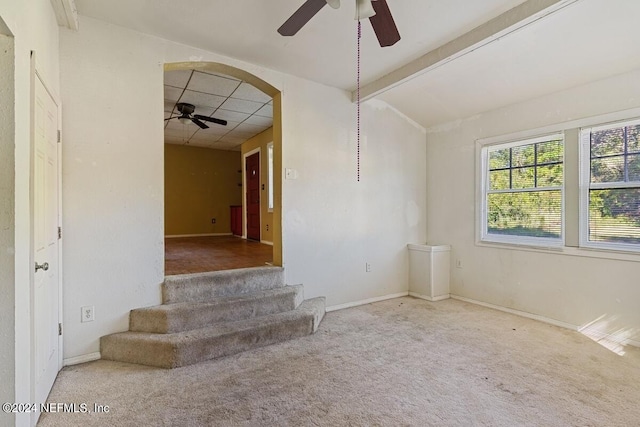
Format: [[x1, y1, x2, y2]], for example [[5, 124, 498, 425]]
[[101, 298, 325, 368]]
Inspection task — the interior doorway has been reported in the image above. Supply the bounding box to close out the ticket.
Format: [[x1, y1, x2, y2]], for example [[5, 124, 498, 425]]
[[245, 150, 261, 241], [163, 62, 283, 274]]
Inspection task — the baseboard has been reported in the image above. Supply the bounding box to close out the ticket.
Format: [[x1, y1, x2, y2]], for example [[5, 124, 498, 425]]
[[326, 292, 409, 312], [409, 291, 450, 302], [165, 233, 233, 238], [450, 295, 640, 349], [63, 352, 101, 366], [260, 240, 274, 246]]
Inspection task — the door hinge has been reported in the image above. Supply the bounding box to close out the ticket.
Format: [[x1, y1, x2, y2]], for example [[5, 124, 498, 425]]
[[57, 130, 61, 143], [58, 226, 62, 239], [58, 323, 62, 336]]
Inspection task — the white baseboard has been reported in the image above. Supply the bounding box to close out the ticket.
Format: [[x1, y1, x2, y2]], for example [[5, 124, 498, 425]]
[[409, 292, 450, 302], [450, 295, 640, 349], [326, 292, 409, 312], [260, 240, 274, 246], [63, 352, 101, 367], [165, 233, 233, 238]]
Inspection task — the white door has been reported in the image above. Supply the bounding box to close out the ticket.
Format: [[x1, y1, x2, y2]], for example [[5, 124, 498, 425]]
[[33, 71, 61, 409]]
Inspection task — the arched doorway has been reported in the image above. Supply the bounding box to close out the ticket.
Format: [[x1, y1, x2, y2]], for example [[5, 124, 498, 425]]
[[163, 62, 283, 272]]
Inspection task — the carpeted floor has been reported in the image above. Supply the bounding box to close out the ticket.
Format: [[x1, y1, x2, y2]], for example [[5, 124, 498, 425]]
[[39, 297, 640, 426]]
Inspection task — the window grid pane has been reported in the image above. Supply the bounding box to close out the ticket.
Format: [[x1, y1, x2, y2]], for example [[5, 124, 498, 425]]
[[586, 122, 640, 249], [488, 190, 562, 238], [589, 188, 640, 244], [486, 137, 564, 241]]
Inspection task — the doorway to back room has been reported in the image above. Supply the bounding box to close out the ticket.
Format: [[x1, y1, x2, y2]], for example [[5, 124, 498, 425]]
[[163, 62, 282, 275]]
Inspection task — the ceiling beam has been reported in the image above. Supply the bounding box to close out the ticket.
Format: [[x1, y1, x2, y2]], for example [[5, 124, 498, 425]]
[[353, 0, 580, 102]]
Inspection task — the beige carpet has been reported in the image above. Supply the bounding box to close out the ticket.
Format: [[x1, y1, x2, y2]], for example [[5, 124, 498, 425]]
[[39, 297, 640, 426]]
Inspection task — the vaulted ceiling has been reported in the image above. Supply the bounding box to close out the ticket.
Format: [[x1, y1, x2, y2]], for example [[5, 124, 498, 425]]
[[77, 0, 640, 132]]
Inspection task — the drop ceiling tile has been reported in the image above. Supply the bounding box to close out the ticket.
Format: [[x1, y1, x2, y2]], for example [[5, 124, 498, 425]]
[[234, 122, 268, 134], [231, 82, 271, 103], [190, 131, 223, 141], [188, 71, 241, 97], [164, 101, 177, 113], [244, 115, 273, 127], [218, 135, 247, 145], [226, 129, 259, 139], [212, 109, 250, 123], [219, 98, 263, 115], [199, 70, 241, 81], [164, 85, 184, 102], [180, 90, 226, 110], [254, 103, 273, 118], [164, 70, 192, 88]]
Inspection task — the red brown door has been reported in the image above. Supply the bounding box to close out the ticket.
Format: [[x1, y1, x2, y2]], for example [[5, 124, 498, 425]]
[[246, 152, 260, 241]]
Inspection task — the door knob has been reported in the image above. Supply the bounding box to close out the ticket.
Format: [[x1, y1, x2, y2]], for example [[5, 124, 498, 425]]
[[35, 262, 49, 272]]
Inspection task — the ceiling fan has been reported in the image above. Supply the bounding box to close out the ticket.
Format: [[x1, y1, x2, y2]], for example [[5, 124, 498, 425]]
[[278, 0, 400, 47], [165, 102, 228, 129]]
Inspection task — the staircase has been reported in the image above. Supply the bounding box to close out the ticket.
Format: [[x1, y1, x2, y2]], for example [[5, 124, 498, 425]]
[[100, 267, 325, 368]]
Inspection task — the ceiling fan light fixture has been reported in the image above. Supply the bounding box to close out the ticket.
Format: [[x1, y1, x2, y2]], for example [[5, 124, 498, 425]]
[[355, 0, 375, 20], [178, 116, 191, 125]]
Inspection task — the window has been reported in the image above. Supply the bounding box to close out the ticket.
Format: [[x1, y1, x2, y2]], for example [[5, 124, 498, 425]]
[[580, 119, 640, 251], [481, 134, 564, 246], [267, 142, 274, 211]]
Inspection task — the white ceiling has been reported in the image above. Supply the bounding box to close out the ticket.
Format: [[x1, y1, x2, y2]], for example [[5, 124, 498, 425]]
[[164, 70, 273, 150], [76, 0, 640, 130]]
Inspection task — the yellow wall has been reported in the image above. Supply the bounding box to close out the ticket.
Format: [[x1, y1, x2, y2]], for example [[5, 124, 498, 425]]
[[241, 127, 274, 243], [165, 144, 242, 236]]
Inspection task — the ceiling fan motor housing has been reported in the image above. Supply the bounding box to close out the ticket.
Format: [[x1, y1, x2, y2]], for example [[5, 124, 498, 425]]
[[177, 102, 196, 115]]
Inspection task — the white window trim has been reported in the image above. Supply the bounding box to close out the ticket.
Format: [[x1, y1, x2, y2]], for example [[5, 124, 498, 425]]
[[579, 118, 640, 253], [478, 132, 565, 248]]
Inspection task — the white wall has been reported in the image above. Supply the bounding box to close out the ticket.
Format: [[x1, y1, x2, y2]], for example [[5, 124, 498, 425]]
[[60, 17, 426, 360], [0, 1, 60, 425], [282, 94, 426, 305], [425, 68, 640, 342], [0, 27, 15, 427]]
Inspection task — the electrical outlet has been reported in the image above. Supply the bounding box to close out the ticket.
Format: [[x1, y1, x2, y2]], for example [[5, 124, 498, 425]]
[[365, 263, 371, 272], [456, 259, 463, 269], [81, 306, 95, 322]]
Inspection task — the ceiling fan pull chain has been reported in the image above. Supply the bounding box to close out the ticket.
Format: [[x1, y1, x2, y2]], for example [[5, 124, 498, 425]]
[[357, 19, 361, 182]]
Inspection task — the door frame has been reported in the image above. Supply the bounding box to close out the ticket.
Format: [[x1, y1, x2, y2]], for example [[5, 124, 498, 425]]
[[30, 53, 63, 421], [243, 147, 261, 240]]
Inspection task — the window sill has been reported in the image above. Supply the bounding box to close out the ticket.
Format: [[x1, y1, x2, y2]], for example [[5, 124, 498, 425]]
[[476, 240, 640, 263]]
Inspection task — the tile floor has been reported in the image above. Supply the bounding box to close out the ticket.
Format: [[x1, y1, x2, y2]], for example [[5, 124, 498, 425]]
[[165, 235, 273, 275]]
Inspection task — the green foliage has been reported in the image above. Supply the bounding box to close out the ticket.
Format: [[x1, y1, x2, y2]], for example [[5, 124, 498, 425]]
[[487, 139, 563, 238], [589, 125, 640, 231]]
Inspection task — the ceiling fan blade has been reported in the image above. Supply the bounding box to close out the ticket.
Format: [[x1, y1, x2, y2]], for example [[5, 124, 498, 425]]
[[194, 114, 228, 126], [191, 118, 209, 129], [369, 0, 401, 47], [278, 0, 327, 36]]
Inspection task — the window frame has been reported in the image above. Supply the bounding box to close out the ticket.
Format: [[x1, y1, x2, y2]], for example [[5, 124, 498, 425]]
[[479, 133, 565, 248], [579, 118, 640, 253]]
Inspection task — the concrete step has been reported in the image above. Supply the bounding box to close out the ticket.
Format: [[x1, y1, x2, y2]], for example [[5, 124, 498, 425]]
[[163, 266, 284, 304], [130, 285, 304, 334], [101, 297, 326, 369]]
